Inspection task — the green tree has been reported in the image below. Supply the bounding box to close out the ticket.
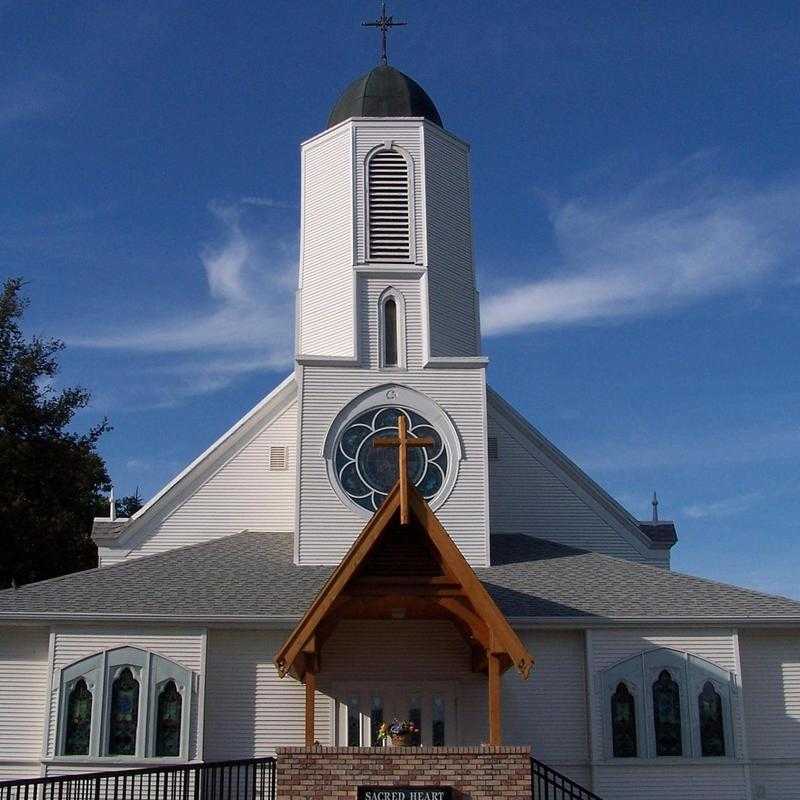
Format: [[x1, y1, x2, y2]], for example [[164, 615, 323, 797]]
[[116, 487, 143, 518], [0, 278, 110, 589]]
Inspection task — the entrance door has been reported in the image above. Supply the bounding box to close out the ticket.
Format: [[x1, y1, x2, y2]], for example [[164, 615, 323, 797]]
[[333, 681, 457, 747]]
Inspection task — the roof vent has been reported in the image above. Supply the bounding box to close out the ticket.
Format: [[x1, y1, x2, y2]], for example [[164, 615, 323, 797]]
[[269, 446, 289, 472], [368, 149, 410, 261]]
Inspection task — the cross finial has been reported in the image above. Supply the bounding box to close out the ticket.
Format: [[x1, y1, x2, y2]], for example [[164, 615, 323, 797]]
[[374, 413, 434, 525], [362, 1, 407, 66], [652, 491, 659, 522]]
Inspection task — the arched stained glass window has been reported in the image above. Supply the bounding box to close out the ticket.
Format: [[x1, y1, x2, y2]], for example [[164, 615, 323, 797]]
[[64, 678, 92, 755], [652, 670, 682, 756], [383, 297, 398, 366], [698, 681, 725, 757], [108, 667, 139, 756], [155, 680, 182, 757], [611, 683, 637, 757]]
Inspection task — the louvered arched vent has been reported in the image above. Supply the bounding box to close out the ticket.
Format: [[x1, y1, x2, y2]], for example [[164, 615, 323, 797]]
[[367, 149, 411, 261]]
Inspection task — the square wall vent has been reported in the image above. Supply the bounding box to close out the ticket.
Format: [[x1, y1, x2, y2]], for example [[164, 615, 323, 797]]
[[269, 445, 289, 471]]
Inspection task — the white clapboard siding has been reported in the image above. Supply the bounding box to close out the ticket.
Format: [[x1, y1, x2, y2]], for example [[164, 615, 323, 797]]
[[297, 365, 489, 565], [299, 124, 355, 358], [593, 763, 749, 800], [105, 400, 297, 563], [503, 630, 589, 766], [423, 123, 479, 358], [354, 122, 425, 265], [739, 630, 800, 762], [47, 628, 204, 760], [487, 396, 659, 564], [749, 764, 800, 800], [203, 629, 332, 758], [0, 628, 50, 775]]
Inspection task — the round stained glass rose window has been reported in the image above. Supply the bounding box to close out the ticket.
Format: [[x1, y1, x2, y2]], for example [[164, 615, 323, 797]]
[[334, 406, 448, 512]]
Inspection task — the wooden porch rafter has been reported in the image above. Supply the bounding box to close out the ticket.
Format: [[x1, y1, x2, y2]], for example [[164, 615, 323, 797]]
[[274, 481, 534, 747]]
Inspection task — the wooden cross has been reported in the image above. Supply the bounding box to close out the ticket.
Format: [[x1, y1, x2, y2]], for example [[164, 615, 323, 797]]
[[362, 1, 407, 66], [374, 413, 433, 525]]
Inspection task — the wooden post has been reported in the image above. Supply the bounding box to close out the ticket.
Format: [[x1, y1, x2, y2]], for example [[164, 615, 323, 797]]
[[488, 652, 501, 746], [304, 667, 316, 747]]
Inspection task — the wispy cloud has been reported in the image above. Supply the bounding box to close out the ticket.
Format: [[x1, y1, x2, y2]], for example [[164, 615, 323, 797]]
[[73, 200, 294, 356], [71, 199, 296, 404], [482, 158, 800, 334], [682, 492, 762, 520], [572, 422, 800, 473], [0, 74, 66, 127]]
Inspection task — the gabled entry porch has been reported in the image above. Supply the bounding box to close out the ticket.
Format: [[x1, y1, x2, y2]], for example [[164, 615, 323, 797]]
[[275, 481, 534, 748]]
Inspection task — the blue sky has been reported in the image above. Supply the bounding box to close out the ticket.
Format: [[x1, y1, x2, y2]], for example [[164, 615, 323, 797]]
[[3, 1, 799, 599]]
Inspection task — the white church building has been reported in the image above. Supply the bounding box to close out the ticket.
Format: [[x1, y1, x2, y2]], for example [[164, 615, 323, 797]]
[[1, 51, 799, 800]]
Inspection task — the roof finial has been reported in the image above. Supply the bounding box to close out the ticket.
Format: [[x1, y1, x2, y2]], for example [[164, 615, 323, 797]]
[[109, 487, 117, 522], [362, 1, 407, 66], [652, 491, 659, 522]]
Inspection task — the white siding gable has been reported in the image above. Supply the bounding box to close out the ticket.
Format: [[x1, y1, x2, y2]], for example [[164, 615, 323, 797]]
[[101, 379, 297, 565], [487, 388, 664, 565]]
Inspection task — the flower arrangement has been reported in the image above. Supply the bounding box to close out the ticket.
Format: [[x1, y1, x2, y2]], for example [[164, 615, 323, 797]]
[[377, 718, 419, 746]]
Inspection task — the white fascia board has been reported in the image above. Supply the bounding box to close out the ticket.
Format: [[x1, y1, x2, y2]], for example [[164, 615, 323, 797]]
[[113, 374, 296, 547], [486, 386, 656, 554]]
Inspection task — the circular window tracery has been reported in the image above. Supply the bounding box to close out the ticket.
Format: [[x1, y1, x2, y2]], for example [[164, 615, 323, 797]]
[[334, 406, 448, 512]]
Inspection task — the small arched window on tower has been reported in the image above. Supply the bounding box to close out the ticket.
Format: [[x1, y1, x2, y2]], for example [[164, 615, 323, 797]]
[[367, 148, 411, 261], [379, 290, 404, 368]]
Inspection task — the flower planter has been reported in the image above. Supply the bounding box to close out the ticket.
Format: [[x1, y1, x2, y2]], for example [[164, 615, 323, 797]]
[[389, 733, 414, 747]]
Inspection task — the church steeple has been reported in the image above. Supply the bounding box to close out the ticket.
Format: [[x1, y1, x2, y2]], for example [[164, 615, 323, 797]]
[[294, 23, 488, 567]]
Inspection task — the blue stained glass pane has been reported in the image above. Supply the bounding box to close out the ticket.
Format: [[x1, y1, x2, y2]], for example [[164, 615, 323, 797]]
[[64, 679, 92, 756], [155, 680, 182, 757], [108, 668, 139, 756]]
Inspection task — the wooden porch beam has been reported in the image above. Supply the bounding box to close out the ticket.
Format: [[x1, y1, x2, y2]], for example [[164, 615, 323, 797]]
[[488, 651, 502, 746], [304, 662, 316, 747]]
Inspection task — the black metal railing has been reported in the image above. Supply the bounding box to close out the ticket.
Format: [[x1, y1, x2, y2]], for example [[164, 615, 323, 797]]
[[0, 758, 276, 800], [531, 758, 602, 800]]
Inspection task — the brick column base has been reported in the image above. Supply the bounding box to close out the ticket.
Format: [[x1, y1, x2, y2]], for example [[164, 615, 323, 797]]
[[275, 746, 531, 800]]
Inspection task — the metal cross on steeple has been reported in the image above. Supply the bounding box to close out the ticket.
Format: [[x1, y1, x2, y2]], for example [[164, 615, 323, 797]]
[[362, 1, 407, 66]]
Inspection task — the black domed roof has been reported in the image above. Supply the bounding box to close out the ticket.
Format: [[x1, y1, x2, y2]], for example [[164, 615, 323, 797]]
[[327, 65, 443, 128]]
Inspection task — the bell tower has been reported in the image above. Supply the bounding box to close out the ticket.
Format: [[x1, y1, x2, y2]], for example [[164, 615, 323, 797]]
[[294, 18, 489, 567]]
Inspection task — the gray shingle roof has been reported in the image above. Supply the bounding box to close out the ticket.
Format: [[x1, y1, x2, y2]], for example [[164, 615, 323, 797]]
[[0, 531, 798, 622], [92, 519, 129, 541]]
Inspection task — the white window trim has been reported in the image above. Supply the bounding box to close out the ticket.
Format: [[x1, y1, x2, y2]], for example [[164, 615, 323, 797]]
[[364, 143, 417, 265], [601, 647, 736, 762], [378, 286, 407, 370], [56, 646, 193, 762]]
